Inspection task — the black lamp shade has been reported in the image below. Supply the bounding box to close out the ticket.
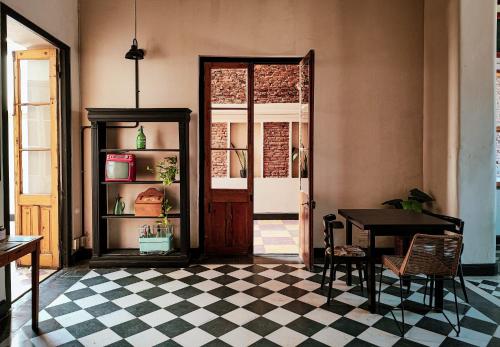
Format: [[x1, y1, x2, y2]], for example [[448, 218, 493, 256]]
[[125, 39, 144, 60]]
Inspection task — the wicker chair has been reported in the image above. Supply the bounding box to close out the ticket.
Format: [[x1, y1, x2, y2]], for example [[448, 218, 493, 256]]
[[421, 210, 468, 305], [321, 214, 368, 303], [378, 233, 463, 337]]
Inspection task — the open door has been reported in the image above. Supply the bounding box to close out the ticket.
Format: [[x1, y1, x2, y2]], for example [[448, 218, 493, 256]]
[[204, 62, 254, 255], [13, 48, 59, 268], [298, 51, 315, 269]]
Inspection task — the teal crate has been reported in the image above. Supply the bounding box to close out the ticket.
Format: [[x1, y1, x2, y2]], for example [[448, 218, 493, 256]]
[[139, 234, 173, 255]]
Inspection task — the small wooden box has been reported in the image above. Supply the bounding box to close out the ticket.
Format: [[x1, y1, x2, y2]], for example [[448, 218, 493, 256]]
[[135, 188, 164, 217]]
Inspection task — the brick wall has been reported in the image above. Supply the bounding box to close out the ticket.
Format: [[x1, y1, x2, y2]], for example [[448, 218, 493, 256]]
[[263, 122, 289, 177], [211, 122, 227, 177], [211, 65, 299, 104], [211, 69, 247, 104], [255, 65, 299, 103]]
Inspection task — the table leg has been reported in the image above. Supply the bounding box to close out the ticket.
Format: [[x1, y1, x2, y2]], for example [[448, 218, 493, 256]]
[[434, 277, 444, 310], [31, 243, 40, 331], [368, 230, 376, 313], [345, 220, 353, 286]]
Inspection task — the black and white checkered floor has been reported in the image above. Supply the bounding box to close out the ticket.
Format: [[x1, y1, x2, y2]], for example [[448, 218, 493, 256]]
[[11, 265, 500, 346]]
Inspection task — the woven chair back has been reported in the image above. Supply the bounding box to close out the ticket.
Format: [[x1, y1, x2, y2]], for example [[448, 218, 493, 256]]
[[400, 233, 462, 277]]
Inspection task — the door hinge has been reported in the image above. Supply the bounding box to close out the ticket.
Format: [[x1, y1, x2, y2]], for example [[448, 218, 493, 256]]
[[250, 194, 253, 202], [208, 202, 212, 213], [311, 200, 316, 209]]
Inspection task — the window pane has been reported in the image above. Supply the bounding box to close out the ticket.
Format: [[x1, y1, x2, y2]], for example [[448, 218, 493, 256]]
[[20, 59, 50, 104], [21, 105, 51, 149], [211, 149, 247, 189], [211, 68, 247, 106], [22, 150, 51, 194]]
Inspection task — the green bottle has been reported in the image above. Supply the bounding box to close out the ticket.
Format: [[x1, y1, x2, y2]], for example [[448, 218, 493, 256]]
[[136, 125, 146, 149]]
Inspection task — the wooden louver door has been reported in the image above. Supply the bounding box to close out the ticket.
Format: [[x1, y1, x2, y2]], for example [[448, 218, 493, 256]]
[[204, 62, 254, 255], [298, 51, 315, 270], [14, 48, 60, 268]]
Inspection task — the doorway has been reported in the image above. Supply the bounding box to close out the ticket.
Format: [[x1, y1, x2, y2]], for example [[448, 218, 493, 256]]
[[200, 53, 315, 268], [0, 3, 73, 307]]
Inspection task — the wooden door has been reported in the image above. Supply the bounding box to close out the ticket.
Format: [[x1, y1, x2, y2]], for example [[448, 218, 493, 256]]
[[298, 51, 315, 269], [204, 62, 254, 255], [13, 48, 59, 268]]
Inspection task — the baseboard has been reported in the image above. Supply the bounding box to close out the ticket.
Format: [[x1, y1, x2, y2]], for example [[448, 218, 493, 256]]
[[70, 248, 92, 265], [254, 213, 298, 220], [461, 263, 498, 276], [0, 300, 10, 321]]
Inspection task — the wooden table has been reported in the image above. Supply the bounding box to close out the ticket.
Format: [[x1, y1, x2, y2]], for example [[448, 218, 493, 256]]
[[0, 236, 42, 330], [338, 209, 454, 313]]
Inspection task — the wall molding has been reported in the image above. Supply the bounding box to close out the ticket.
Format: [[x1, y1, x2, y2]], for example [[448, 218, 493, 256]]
[[254, 213, 298, 220], [461, 263, 498, 276]]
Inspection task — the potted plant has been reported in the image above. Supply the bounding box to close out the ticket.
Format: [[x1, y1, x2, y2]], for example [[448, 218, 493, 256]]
[[300, 151, 308, 178], [157, 156, 178, 185], [382, 188, 434, 213], [231, 143, 247, 178]]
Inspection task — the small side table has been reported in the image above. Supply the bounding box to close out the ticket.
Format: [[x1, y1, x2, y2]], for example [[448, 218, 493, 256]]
[[0, 236, 43, 330]]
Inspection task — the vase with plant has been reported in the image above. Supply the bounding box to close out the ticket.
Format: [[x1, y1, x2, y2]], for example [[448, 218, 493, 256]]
[[231, 143, 247, 178], [156, 198, 173, 236], [382, 188, 434, 213]]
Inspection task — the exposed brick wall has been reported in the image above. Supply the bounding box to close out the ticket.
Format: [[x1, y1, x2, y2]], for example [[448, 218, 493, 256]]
[[263, 122, 289, 177], [255, 65, 299, 103], [211, 122, 227, 177], [211, 65, 299, 104], [211, 69, 247, 104]]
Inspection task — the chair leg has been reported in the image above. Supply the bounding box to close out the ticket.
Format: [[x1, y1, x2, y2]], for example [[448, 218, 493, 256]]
[[429, 275, 435, 309], [327, 259, 335, 304], [423, 275, 429, 306], [452, 278, 461, 336], [357, 263, 364, 296], [321, 256, 329, 289], [377, 266, 383, 310], [399, 277, 406, 337], [458, 263, 469, 303]]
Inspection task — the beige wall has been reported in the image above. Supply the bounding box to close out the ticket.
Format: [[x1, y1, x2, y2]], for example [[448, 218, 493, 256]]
[[422, 0, 459, 215], [80, 0, 424, 248]]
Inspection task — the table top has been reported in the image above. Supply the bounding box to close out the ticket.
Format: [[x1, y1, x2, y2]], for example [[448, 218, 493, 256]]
[[338, 209, 455, 230], [0, 236, 43, 253]]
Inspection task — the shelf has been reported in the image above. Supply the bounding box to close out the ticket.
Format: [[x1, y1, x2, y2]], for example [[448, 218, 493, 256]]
[[102, 213, 181, 219], [89, 248, 189, 268], [101, 180, 180, 185], [100, 148, 180, 152]]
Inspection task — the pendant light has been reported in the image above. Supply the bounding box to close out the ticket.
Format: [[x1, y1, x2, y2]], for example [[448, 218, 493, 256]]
[[125, 0, 144, 107]]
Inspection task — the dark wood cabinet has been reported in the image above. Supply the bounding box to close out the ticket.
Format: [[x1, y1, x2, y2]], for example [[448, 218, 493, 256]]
[[87, 108, 191, 267]]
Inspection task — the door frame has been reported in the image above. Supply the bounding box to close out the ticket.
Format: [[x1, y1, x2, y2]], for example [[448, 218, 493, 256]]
[[198, 56, 302, 256], [0, 2, 72, 309]]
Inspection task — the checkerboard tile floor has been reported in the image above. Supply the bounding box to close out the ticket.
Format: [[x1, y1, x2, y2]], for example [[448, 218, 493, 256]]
[[254, 220, 299, 254], [11, 264, 499, 347], [467, 279, 500, 299]]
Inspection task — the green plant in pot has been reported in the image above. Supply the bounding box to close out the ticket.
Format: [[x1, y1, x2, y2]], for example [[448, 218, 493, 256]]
[[157, 156, 178, 185], [231, 142, 247, 178], [156, 198, 173, 237], [300, 150, 308, 178], [382, 188, 434, 213]]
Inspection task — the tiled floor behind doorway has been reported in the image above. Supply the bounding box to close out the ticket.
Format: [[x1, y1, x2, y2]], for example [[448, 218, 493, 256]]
[[253, 220, 299, 254]]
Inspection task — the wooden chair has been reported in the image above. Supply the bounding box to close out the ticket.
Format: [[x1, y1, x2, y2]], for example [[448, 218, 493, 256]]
[[321, 214, 368, 303], [378, 233, 463, 337], [421, 210, 468, 304]]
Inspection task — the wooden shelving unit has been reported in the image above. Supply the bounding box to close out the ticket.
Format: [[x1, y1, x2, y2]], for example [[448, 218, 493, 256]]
[[87, 108, 191, 267]]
